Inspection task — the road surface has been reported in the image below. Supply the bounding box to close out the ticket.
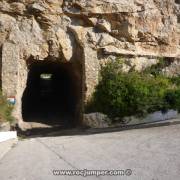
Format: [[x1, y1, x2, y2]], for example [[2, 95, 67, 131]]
[[0, 124, 180, 180]]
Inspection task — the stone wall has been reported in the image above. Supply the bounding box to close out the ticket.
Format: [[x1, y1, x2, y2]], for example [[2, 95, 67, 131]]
[[0, 0, 179, 125]]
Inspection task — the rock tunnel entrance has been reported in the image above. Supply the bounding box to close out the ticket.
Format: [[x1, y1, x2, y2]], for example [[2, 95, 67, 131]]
[[22, 60, 81, 128]]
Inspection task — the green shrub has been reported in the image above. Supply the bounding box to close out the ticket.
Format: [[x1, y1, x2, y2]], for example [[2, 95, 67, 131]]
[[0, 92, 14, 123], [86, 59, 180, 121], [143, 57, 170, 76], [170, 76, 180, 87], [164, 89, 180, 112]]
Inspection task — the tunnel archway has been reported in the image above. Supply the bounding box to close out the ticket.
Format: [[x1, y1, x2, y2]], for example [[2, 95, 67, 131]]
[[22, 60, 81, 127]]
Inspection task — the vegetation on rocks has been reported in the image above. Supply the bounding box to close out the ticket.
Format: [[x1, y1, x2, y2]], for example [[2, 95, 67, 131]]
[[86, 58, 180, 122], [0, 92, 14, 123]]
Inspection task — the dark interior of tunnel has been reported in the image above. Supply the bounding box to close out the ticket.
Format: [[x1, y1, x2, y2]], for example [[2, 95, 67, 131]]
[[22, 60, 81, 127]]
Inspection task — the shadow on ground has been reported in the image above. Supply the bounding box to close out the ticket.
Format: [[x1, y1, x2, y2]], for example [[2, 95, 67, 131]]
[[15, 119, 180, 139]]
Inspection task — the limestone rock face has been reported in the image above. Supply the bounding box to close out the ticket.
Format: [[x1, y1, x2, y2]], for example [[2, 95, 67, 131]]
[[0, 0, 179, 123], [83, 113, 110, 128], [0, 1, 179, 57]]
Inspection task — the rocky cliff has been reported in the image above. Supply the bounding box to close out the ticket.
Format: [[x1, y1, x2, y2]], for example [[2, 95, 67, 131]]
[[0, 0, 179, 100], [0, 0, 179, 55]]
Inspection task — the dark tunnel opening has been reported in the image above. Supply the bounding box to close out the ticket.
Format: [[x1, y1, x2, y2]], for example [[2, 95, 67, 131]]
[[22, 60, 81, 127]]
